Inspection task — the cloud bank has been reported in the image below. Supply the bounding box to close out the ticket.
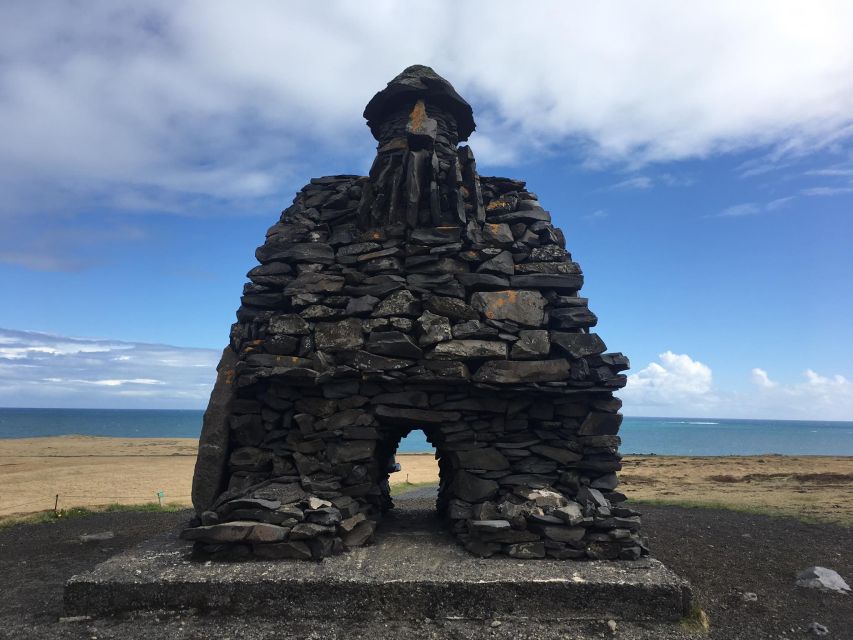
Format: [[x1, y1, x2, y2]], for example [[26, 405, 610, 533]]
[[623, 352, 853, 421], [0, 328, 220, 409], [2, 1, 853, 268], [2, 328, 849, 419]]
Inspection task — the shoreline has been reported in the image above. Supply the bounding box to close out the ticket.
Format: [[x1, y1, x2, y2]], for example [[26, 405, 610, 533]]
[[1, 436, 851, 525], [3, 434, 852, 458]]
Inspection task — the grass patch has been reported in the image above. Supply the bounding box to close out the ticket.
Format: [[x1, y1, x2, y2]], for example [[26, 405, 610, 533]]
[[390, 481, 437, 496], [680, 604, 710, 634], [705, 472, 853, 484], [0, 502, 188, 530], [632, 498, 850, 527]]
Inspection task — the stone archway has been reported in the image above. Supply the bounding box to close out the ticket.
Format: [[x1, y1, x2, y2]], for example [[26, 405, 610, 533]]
[[185, 65, 643, 561]]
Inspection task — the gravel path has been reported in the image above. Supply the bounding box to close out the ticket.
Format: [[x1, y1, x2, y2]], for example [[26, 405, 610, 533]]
[[0, 491, 850, 639]]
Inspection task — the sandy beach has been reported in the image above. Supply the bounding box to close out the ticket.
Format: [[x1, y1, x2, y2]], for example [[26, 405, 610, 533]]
[[1, 436, 851, 524]]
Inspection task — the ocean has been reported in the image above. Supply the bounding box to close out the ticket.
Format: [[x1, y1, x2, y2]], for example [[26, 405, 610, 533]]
[[1, 408, 852, 456]]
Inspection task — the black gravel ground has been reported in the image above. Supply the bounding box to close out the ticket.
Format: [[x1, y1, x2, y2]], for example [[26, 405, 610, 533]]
[[0, 492, 850, 639]]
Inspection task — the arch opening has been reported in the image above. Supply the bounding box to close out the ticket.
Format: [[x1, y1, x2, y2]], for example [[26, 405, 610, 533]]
[[373, 426, 440, 508]]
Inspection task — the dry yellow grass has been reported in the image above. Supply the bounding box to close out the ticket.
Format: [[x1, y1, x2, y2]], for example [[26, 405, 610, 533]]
[[0, 436, 197, 516], [1, 437, 851, 525], [393, 452, 441, 484], [621, 455, 853, 525]]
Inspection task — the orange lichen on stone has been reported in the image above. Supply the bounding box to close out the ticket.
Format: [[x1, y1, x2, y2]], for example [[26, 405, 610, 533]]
[[486, 199, 511, 212], [408, 99, 427, 132], [482, 291, 517, 318], [242, 339, 264, 354]]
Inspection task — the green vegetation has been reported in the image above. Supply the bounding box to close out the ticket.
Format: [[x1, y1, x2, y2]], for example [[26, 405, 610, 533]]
[[632, 498, 850, 527], [680, 604, 711, 634], [390, 481, 437, 496], [0, 502, 188, 530]]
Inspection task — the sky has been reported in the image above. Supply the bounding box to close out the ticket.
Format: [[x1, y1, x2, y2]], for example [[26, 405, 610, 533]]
[[0, 1, 852, 419]]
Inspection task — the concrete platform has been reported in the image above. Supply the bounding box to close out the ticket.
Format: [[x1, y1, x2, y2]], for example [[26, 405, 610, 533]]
[[65, 507, 693, 622]]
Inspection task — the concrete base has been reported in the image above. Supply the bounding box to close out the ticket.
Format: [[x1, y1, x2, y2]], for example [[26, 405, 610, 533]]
[[65, 507, 692, 623]]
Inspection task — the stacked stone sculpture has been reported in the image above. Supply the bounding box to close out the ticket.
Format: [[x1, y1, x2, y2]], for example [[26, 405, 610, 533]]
[[186, 65, 643, 561]]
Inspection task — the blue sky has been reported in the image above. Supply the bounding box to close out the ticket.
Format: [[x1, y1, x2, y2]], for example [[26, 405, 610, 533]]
[[0, 1, 852, 419]]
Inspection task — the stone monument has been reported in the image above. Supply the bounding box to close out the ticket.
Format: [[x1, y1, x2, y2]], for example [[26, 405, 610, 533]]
[[186, 65, 642, 562]]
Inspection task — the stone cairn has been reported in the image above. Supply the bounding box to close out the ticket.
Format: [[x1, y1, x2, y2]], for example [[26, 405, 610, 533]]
[[186, 65, 644, 562]]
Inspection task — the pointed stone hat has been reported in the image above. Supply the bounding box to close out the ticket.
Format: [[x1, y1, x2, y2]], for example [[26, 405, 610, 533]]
[[363, 64, 476, 141]]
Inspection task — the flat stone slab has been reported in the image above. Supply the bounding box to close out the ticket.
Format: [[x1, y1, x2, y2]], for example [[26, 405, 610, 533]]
[[65, 508, 692, 622]]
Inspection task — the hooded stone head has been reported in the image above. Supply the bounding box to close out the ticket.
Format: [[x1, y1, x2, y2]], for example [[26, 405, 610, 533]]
[[363, 64, 476, 145], [357, 65, 482, 228]]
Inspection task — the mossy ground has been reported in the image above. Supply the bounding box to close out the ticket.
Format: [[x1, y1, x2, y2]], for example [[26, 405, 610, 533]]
[[0, 502, 187, 530]]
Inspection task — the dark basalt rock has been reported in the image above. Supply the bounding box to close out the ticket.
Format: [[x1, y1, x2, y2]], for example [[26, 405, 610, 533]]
[[473, 359, 571, 384], [191, 347, 238, 513], [452, 471, 499, 502], [188, 66, 638, 563], [364, 65, 475, 142], [257, 243, 334, 265], [579, 412, 623, 436], [470, 290, 546, 326], [511, 330, 550, 359], [415, 310, 452, 346], [314, 318, 364, 352], [374, 405, 462, 426], [452, 448, 510, 471], [510, 274, 584, 291], [284, 272, 346, 295], [423, 296, 479, 321], [428, 339, 507, 360], [366, 331, 424, 359], [456, 273, 510, 290], [373, 290, 421, 317], [550, 332, 606, 358]]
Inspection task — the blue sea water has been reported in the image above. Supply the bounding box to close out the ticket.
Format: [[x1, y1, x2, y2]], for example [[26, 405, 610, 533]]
[[1, 408, 852, 456], [0, 408, 203, 439]]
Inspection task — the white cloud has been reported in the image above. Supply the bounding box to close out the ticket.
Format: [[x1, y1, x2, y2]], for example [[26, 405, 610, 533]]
[[713, 196, 796, 217], [717, 203, 762, 217], [597, 172, 694, 192], [658, 173, 696, 188], [801, 186, 853, 196], [805, 369, 851, 393], [765, 196, 796, 211], [750, 367, 777, 389], [623, 352, 853, 420], [0, 328, 219, 408], [1, 1, 852, 267], [623, 351, 715, 408], [606, 176, 654, 191], [584, 209, 609, 221], [57, 378, 165, 387], [805, 168, 853, 177], [744, 369, 853, 420]]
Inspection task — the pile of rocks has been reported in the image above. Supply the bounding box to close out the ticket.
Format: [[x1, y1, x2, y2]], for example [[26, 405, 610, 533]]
[[186, 65, 644, 561]]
